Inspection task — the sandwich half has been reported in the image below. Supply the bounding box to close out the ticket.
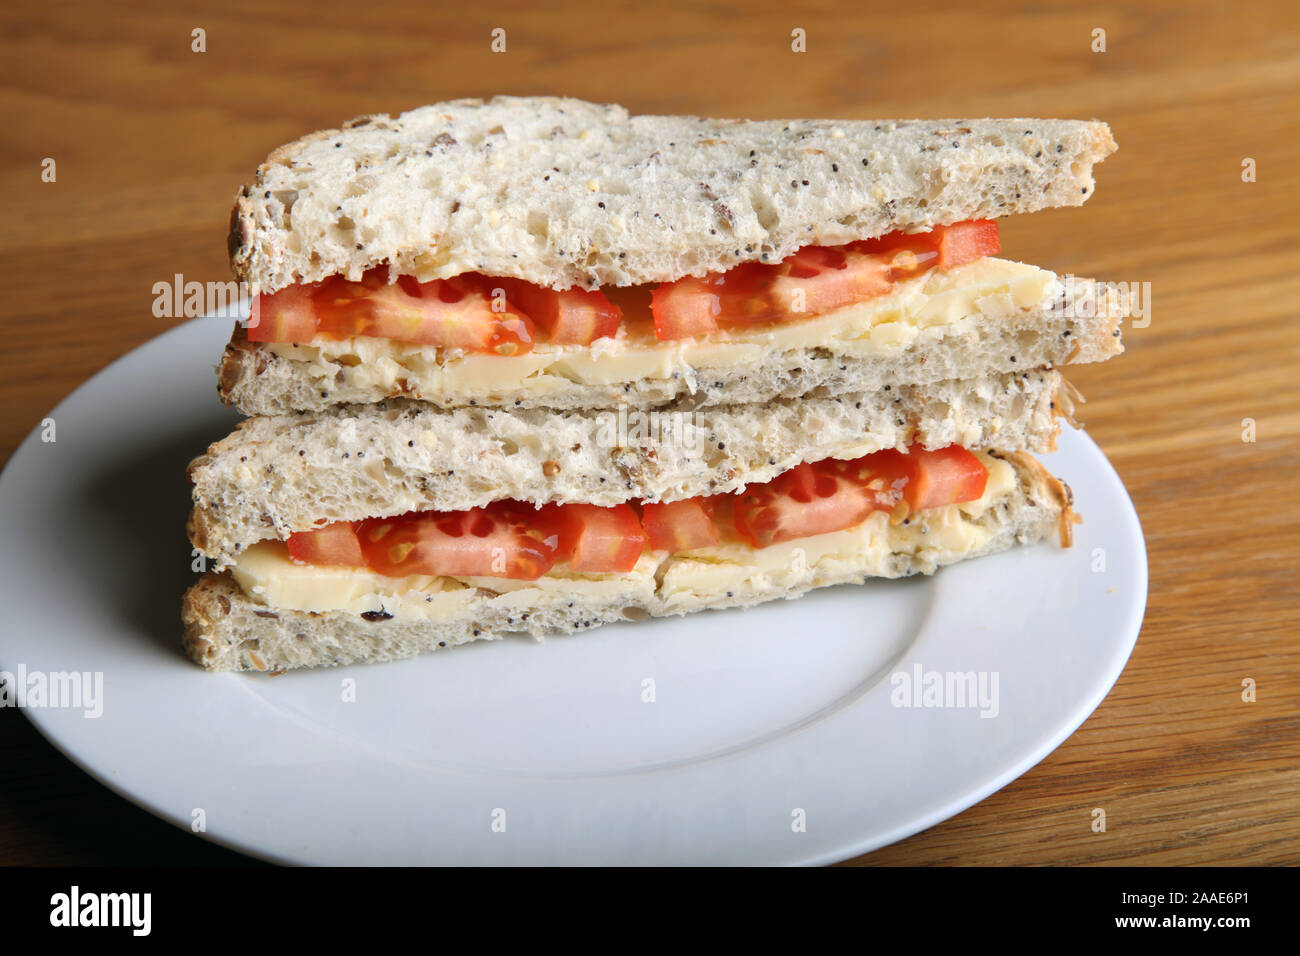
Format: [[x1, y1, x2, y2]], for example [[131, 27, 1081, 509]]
[[184, 96, 1123, 672], [184, 447, 1076, 673], [217, 96, 1124, 415]]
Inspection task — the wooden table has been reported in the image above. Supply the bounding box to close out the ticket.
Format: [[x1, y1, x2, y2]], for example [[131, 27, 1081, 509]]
[[1, 0, 1296, 866]]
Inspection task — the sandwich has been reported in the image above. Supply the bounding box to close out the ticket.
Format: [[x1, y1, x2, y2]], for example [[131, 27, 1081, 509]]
[[183, 96, 1127, 673]]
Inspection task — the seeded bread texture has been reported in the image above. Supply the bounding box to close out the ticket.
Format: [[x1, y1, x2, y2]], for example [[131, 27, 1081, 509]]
[[181, 451, 1072, 673], [218, 273, 1123, 415], [229, 96, 1116, 295], [189, 368, 1078, 567]]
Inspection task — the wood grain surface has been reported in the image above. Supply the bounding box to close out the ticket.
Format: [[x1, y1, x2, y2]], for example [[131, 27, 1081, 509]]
[[1, 0, 1296, 866]]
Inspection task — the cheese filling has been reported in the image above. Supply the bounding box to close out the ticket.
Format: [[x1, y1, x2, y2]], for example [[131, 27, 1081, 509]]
[[263, 258, 1056, 399], [228, 454, 1016, 621]]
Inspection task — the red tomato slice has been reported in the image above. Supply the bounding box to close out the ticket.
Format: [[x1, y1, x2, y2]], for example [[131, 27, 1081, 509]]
[[814, 455, 907, 508], [356, 502, 559, 580], [733, 446, 989, 547], [550, 503, 646, 573], [845, 445, 988, 512], [650, 276, 722, 340], [733, 463, 878, 548], [286, 449, 986, 580], [889, 445, 988, 511], [286, 522, 365, 567], [313, 270, 536, 354], [641, 499, 720, 552], [652, 262, 797, 340], [769, 246, 892, 317], [249, 269, 535, 354], [650, 221, 997, 341], [248, 284, 317, 343], [933, 219, 1001, 269], [496, 279, 621, 345], [859, 220, 1000, 273]]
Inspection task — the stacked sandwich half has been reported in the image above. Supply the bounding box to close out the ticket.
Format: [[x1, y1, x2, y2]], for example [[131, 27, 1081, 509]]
[[183, 96, 1127, 672]]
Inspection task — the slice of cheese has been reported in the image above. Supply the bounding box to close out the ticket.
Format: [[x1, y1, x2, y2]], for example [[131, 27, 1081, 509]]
[[229, 454, 1016, 621]]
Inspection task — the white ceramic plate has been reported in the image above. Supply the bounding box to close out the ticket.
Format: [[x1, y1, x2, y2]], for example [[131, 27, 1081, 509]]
[[0, 315, 1146, 865]]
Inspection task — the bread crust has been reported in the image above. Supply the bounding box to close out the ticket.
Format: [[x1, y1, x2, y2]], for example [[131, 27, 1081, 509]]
[[229, 96, 1116, 295], [992, 449, 1079, 546]]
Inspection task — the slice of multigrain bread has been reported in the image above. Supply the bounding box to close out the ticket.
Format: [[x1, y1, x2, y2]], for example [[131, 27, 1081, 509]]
[[188, 369, 1083, 569], [182, 452, 1074, 673], [229, 96, 1115, 295]]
